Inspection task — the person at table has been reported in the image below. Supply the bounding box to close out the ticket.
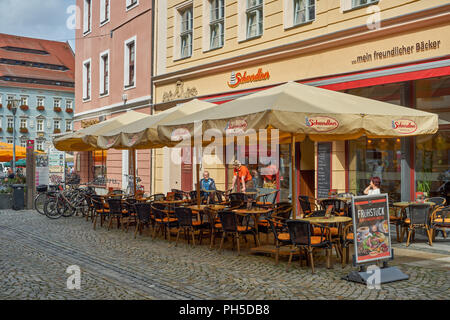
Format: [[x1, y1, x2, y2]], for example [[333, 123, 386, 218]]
[[364, 176, 381, 195], [232, 160, 254, 193], [200, 171, 216, 202]]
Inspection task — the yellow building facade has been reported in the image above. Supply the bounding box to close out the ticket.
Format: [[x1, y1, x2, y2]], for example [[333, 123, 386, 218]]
[[152, 0, 450, 204]]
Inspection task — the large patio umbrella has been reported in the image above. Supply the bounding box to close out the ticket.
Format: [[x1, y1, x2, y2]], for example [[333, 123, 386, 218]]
[[0, 142, 43, 162], [158, 82, 439, 217], [53, 110, 149, 152], [85, 99, 215, 206], [89, 99, 215, 150]]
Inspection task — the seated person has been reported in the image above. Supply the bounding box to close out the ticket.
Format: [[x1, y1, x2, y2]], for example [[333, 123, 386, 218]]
[[200, 171, 216, 203]]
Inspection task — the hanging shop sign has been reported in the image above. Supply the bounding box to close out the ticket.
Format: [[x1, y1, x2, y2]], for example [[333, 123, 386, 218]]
[[227, 68, 270, 88], [352, 194, 392, 264]]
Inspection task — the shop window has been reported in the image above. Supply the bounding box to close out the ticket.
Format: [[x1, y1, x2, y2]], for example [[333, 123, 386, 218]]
[[90, 150, 107, 185]]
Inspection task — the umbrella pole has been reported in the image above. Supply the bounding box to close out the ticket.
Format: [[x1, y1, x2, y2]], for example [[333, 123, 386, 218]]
[[291, 134, 297, 219], [196, 162, 201, 207], [132, 148, 137, 196]]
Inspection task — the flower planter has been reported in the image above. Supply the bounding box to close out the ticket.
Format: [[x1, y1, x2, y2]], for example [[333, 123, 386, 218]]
[[20, 105, 29, 111], [7, 104, 12, 110], [0, 104, 2, 108], [66, 108, 74, 114], [54, 129, 61, 134], [7, 128, 13, 133], [54, 107, 62, 113], [36, 106, 45, 111], [19, 128, 29, 134], [0, 128, 3, 132]]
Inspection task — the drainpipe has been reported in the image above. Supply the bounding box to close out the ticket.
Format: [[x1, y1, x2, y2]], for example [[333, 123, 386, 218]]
[[149, 0, 155, 196]]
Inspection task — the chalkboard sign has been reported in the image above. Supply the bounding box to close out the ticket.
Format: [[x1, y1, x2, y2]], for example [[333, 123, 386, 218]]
[[317, 142, 332, 198]]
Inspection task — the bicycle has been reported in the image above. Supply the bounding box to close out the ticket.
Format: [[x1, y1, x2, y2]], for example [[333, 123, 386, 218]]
[[35, 185, 56, 215]]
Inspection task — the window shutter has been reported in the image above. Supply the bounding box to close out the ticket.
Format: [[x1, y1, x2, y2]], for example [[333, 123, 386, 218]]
[[100, 0, 106, 22]]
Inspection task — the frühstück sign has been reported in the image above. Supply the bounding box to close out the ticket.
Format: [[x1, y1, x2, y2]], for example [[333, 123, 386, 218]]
[[352, 194, 392, 264]]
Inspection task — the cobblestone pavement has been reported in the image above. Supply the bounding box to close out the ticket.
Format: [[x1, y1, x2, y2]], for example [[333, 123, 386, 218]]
[[0, 210, 449, 300]]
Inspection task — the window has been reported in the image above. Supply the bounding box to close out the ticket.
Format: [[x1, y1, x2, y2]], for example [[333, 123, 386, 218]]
[[352, 0, 378, 8], [83, 0, 92, 35], [37, 119, 44, 132], [7, 137, 13, 144], [20, 96, 28, 106], [66, 120, 72, 132], [124, 38, 136, 88], [37, 97, 44, 107], [7, 95, 14, 107], [246, 0, 263, 39], [36, 140, 44, 151], [294, 0, 315, 25], [7, 118, 13, 129], [100, 0, 110, 24], [83, 59, 91, 100], [180, 7, 193, 58], [54, 98, 61, 108], [54, 120, 60, 130], [20, 140, 26, 148], [100, 50, 110, 95], [126, 0, 139, 10], [20, 119, 27, 129], [66, 100, 73, 110], [0, 94, 2, 106], [210, 0, 224, 49]]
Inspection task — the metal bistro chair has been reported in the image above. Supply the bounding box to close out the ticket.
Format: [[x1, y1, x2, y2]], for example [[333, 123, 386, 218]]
[[267, 217, 292, 265], [402, 203, 433, 246], [134, 202, 152, 239], [286, 220, 332, 274], [255, 189, 280, 208], [106, 198, 124, 231], [228, 193, 246, 209], [174, 207, 205, 246], [298, 195, 325, 217], [218, 210, 259, 255], [92, 196, 109, 230]]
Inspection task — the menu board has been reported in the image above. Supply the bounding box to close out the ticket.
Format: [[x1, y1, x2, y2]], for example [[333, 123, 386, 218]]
[[48, 146, 65, 185], [317, 142, 331, 198], [35, 154, 49, 186], [352, 194, 392, 264]]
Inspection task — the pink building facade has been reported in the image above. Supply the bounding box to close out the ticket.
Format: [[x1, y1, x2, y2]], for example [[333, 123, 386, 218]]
[[74, 0, 153, 193]]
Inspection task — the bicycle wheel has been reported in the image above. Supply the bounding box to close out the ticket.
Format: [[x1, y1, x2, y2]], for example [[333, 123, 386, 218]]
[[34, 193, 47, 215], [44, 198, 62, 219], [59, 198, 75, 217]]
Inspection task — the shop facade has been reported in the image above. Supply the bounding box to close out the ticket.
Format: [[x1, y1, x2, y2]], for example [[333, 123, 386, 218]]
[[152, 0, 449, 203]]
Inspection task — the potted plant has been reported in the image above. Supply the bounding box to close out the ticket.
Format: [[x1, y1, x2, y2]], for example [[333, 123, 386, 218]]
[[19, 127, 28, 134], [54, 128, 61, 134], [0, 103, 2, 108], [0, 128, 3, 132], [36, 105, 45, 111], [7, 127, 13, 133], [7, 104, 12, 110], [54, 106, 62, 112], [66, 108, 74, 114], [20, 105, 29, 111]]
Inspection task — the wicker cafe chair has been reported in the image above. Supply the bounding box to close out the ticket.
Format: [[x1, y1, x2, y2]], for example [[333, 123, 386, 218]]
[[92, 196, 109, 230], [218, 210, 260, 255], [174, 207, 205, 246], [229, 193, 246, 209], [203, 206, 223, 249], [267, 218, 292, 265], [388, 197, 404, 243], [171, 189, 185, 200], [122, 198, 137, 232], [148, 193, 166, 202], [133, 203, 152, 239], [84, 193, 95, 222], [106, 199, 124, 231], [255, 189, 280, 208], [341, 223, 355, 268], [151, 203, 178, 241], [298, 195, 324, 217], [286, 220, 333, 273], [319, 199, 347, 216], [431, 205, 450, 240], [425, 197, 447, 207], [402, 203, 433, 246]]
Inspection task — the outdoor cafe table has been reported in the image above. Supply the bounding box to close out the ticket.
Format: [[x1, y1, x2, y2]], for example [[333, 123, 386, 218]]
[[154, 199, 187, 213], [233, 208, 272, 244], [188, 204, 227, 224]]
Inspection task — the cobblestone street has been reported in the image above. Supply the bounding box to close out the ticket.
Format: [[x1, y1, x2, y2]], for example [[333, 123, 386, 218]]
[[0, 210, 449, 300]]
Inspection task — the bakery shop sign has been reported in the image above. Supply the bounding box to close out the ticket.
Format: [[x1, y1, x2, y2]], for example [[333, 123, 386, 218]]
[[227, 68, 270, 88], [392, 119, 417, 134], [305, 116, 339, 132]]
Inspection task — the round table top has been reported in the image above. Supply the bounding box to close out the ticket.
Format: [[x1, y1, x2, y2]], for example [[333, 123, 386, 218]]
[[233, 208, 272, 214], [318, 197, 352, 202], [202, 189, 216, 193], [188, 204, 226, 211], [393, 201, 435, 208], [299, 216, 352, 224], [154, 199, 186, 204]]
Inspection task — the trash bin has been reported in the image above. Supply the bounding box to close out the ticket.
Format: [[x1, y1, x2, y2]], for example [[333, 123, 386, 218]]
[[12, 184, 25, 211]]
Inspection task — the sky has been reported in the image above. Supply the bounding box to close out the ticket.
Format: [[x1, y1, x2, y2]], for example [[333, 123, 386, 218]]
[[0, 0, 76, 50]]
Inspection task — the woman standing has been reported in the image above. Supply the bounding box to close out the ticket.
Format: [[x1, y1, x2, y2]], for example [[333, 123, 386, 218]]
[[364, 176, 381, 195]]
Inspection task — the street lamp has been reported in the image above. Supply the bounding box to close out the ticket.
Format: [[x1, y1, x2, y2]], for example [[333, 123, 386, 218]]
[[10, 99, 20, 175]]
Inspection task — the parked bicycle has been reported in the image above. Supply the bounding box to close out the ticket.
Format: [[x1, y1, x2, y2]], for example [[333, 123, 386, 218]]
[[43, 184, 95, 219], [34, 184, 58, 215]]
